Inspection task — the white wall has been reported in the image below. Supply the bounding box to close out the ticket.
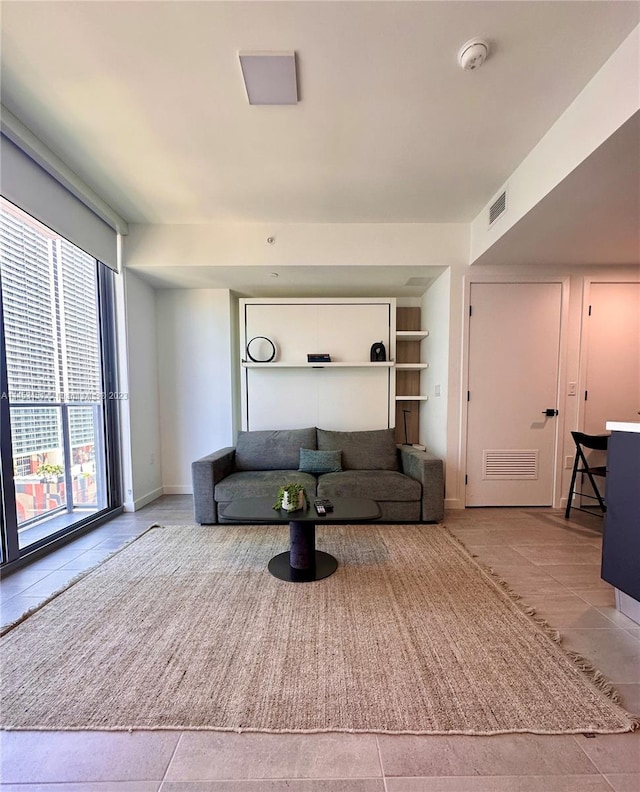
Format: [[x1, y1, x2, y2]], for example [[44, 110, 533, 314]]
[[156, 289, 235, 493], [420, 269, 450, 458], [119, 269, 162, 510], [123, 221, 469, 503], [125, 221, 469, 271]]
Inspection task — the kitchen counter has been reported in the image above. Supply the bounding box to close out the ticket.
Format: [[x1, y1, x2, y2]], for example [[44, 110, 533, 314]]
[[605, 421, 640, 433], [601, 422, 640, 624]]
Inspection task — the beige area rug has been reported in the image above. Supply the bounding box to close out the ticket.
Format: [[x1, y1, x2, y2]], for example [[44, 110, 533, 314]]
[[1, 524, 637, 734]]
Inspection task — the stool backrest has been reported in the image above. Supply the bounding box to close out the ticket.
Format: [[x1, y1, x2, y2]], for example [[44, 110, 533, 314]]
[[570, 431, 609, 452]]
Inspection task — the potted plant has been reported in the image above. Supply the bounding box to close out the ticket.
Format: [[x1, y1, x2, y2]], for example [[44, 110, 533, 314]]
[[37, 463, 64, 483], [274, 483, 307, 513]]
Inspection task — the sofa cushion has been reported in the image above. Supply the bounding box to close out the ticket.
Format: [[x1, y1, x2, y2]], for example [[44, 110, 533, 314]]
[[317, 470, 420, 501], [234, 427, 317, 471], [299, 448, 342, 474], [215, 470, 318, 501], [317, 428, 399, 471]]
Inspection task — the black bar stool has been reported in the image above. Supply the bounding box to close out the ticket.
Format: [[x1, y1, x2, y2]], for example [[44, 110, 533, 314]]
[[564, 431, 608, 518]]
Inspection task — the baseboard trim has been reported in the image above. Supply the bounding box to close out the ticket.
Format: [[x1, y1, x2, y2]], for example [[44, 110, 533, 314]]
[[445, 498, 464, 510], [124, 487, 164, 512], [616, 589, 640, 626], [163, 485, 193, 495]]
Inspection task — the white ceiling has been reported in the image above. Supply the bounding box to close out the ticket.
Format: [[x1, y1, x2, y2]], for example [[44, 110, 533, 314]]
[[1, 1, 639, 293]]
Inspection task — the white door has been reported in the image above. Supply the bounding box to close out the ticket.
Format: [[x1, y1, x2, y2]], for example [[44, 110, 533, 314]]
[[466, 282, 562, 506], [583, 282, 640, 434]]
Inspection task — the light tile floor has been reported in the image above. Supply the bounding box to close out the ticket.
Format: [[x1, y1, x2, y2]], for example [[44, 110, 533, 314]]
[[1, 497, 638, 791]]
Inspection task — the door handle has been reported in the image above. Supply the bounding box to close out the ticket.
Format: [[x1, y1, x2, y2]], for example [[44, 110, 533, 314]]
[[542, 408, 559, 417]]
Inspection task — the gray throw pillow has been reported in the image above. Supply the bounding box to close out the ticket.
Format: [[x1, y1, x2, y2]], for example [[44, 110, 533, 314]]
[[299, 448, 342, 474], [317, 428, 399, 471]]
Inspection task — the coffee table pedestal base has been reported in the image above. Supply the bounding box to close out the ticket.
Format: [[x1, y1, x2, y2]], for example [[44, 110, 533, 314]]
[[268, 549, 338, 582], [268, 520, 338, 582]]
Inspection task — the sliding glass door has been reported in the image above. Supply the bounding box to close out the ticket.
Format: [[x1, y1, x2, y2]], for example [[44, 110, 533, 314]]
[[0, 197, 121, 565]]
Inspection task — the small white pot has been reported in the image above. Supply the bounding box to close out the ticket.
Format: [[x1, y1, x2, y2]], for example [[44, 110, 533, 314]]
[[281, 490, 305, 512]]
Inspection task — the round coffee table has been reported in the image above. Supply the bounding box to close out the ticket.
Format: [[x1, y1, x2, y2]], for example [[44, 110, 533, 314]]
[[220, 496, 381, 582]]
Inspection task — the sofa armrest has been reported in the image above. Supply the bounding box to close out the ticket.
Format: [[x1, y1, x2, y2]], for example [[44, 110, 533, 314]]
[[397, 445, 444, 523], [192, 447, 236, 524]]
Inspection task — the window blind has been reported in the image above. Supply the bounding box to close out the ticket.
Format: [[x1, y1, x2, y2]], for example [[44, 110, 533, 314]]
[[0, 133, 120, 271]]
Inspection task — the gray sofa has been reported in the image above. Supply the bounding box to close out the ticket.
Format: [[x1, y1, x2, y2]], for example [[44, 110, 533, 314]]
[[192, 427, 444, 524]]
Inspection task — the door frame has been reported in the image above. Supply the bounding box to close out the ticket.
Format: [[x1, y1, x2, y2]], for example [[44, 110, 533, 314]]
[[577, 277, 640, 433], [460, 274, 571, 509]]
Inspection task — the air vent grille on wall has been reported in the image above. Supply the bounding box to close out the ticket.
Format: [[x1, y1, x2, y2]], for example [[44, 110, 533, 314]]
[[483, 450, 538, 480], [489, 190, 507, 226]]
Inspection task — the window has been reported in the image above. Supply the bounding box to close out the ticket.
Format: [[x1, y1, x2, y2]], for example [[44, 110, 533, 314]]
[[0, 197, 121, 564]]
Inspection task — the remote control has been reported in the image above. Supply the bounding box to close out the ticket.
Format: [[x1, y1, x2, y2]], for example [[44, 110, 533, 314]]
[[314, 500, 327, 515], [322, 499, 334, 511]]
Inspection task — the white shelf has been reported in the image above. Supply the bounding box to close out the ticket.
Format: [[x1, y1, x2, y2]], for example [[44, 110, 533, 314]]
[[396, 330, 429, 341], [395, 363, 429, 370], [396, 395, 429, 401], [242, 361, 395, 368]]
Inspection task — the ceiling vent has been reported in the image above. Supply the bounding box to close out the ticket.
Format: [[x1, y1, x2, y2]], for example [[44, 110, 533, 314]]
[[488, 189, 507, 227]]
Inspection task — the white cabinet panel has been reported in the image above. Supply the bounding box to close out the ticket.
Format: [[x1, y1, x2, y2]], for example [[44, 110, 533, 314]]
[[244, 302, 391, 363], [240, 299, 395, 431], [246, 369, 318, 430], [318, 304, 390, 362], [317, 368, 390, 430], [245, 304, 317, 364]]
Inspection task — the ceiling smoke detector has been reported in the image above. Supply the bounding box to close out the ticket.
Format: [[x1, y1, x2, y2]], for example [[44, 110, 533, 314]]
[[458, 38, 489, 71]]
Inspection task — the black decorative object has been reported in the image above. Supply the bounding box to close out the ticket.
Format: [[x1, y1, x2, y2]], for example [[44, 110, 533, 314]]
[[246, 336, 276, 363], [307, 353, 331, 363], [402, 409, 411, 445], [370, 342, 386, 362]]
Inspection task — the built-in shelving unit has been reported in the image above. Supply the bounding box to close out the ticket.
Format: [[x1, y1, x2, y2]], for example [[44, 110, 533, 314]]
[[396, 331, 429, 342], [395, 307, 428, 444], [242, 361, 395, 368]]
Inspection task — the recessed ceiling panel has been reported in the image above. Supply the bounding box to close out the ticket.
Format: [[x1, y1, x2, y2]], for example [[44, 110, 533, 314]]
[[239, 52, 298, 105]]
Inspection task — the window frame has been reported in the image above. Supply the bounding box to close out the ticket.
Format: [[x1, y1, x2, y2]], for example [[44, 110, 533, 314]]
[[0, 208, 123, 572]]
